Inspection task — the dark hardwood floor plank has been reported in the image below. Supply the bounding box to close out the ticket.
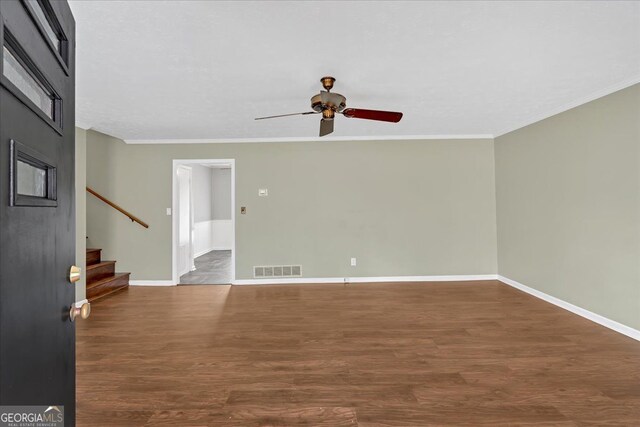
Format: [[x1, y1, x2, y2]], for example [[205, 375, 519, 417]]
[[76, 409, 154, 427], [76, 281, 640, 426]]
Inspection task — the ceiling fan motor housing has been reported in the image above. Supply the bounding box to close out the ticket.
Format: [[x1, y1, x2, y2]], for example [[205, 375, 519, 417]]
[[255, 75, 402, 136], [310, 92, 346, 115]]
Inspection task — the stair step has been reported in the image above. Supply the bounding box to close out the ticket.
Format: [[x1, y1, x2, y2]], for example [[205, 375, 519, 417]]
[[86, 248, 102, 265], [86, 261, 116, 283], [87, 273, 130, 302], [89, 282, 128, 303]]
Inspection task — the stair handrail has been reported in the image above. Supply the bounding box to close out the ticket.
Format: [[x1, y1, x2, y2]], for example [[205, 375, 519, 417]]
[[86, 187, 150, 229]]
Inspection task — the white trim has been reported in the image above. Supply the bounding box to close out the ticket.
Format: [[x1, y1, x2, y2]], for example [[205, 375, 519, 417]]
[[194, 248, 211, 258], [498, 275, 640, 342], [175, 165, 195, 276], [195, 247, 233, 257], [129, 280, 176, 286], [495, 75, 640, 137], [125, 134, 494, 145], [74, 298, 89, 307], [193, 248, 233, 257], [172, 159, 236, 286], [233, 274, 497, 285]]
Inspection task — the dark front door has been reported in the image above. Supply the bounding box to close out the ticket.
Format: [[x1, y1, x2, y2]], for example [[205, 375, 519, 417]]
[[0, 0, 76, 425]]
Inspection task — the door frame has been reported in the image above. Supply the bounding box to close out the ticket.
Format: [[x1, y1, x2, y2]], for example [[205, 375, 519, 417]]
[[172, 159, 236, 285], [176, 164, 194, 276]]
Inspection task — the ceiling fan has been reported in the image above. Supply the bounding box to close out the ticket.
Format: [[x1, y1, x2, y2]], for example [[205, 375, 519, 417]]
[[255, 76, 403, 137]]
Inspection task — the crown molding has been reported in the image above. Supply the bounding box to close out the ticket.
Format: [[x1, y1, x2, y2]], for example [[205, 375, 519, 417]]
[[74, 122, 92, 131], [87, 77, 640, 144], [123, 134, 495, 145]]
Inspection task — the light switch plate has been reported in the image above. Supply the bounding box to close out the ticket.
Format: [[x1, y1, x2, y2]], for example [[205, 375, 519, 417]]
[[166, 208, 172, 215], [258, 189, 268, 197]]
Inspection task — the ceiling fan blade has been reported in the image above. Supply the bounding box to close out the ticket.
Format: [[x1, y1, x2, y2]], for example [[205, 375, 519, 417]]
[[255, 111, 317, 120], [342, 108, 403, 123], [319, 118, 334, 137]]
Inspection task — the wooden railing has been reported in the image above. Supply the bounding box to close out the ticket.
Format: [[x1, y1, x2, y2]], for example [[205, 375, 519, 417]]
[[86, 187, 150, 228]]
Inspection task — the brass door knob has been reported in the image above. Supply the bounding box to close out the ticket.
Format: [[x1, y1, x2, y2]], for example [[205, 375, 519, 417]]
[[69, 266, 81, 283], [69, 302, 91, 322]]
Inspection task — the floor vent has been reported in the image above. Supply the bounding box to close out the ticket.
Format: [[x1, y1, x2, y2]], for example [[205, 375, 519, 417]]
[[254, 265, 302, 278]]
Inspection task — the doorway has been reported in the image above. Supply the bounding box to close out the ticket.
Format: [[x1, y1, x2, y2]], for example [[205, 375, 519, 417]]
[[172, 159, 235, 285]]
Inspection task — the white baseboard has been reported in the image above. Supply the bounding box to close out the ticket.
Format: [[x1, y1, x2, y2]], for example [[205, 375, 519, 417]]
[[194, 249, 213, 258], [232, 274, 498, 286], [74, 298, 89, 307], [129, 280, 176, 286], [194, 247, 232, 258], [498, 275, 640, 342]]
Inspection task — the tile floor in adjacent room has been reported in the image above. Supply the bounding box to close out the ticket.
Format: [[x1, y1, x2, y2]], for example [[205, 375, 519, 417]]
[[179, 250, 232, 285]]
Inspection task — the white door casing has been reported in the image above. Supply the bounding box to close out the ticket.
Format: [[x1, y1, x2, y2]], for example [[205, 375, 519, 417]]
[[172, 159, 236, 285], [176, 165, 194, 276]]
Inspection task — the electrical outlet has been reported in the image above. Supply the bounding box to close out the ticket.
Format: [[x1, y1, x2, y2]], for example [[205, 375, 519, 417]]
[[351, 257, 357, 266]]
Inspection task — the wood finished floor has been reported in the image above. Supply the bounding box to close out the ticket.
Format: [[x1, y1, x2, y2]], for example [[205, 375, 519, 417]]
[[76, 281, 640, 426]]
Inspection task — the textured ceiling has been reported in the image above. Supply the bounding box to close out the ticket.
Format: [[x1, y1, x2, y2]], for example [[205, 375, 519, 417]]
[[69, 1, 640, 142]]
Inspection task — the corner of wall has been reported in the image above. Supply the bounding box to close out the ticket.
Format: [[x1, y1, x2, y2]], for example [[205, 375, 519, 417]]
[[75, 127, 87, 302], [492, 84, 640, 331], [490, 137, 499, 275]]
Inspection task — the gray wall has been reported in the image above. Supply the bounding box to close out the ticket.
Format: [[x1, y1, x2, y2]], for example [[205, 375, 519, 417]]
[[212, 168, 231, 220], [80, 83, 639, 332], [191, 164, 213, 222], [86, 132, 498, 280], [75, 127, 86, 302], [495, 84, 640, 330]]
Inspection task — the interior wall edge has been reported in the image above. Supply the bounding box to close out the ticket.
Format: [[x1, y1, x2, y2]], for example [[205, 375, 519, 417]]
[[494, 83, 640, 332], [498, 275, 640, 342], [494, 74, 640, 137], [74, 127, 87, 303]]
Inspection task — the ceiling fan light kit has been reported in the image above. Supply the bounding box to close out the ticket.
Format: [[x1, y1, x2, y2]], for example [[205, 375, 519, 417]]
[[255, 76, 403, 137]]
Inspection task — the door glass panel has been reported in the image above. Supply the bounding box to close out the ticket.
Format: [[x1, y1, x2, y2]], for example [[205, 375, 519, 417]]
[[17, 160, 47, 197], [25, 0, 61, 51], [10, 140, 57, 207], [2, 45, 54, 119]]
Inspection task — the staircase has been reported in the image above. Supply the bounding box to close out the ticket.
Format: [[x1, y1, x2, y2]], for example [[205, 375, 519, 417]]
[[86, 248, 130, 302]]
